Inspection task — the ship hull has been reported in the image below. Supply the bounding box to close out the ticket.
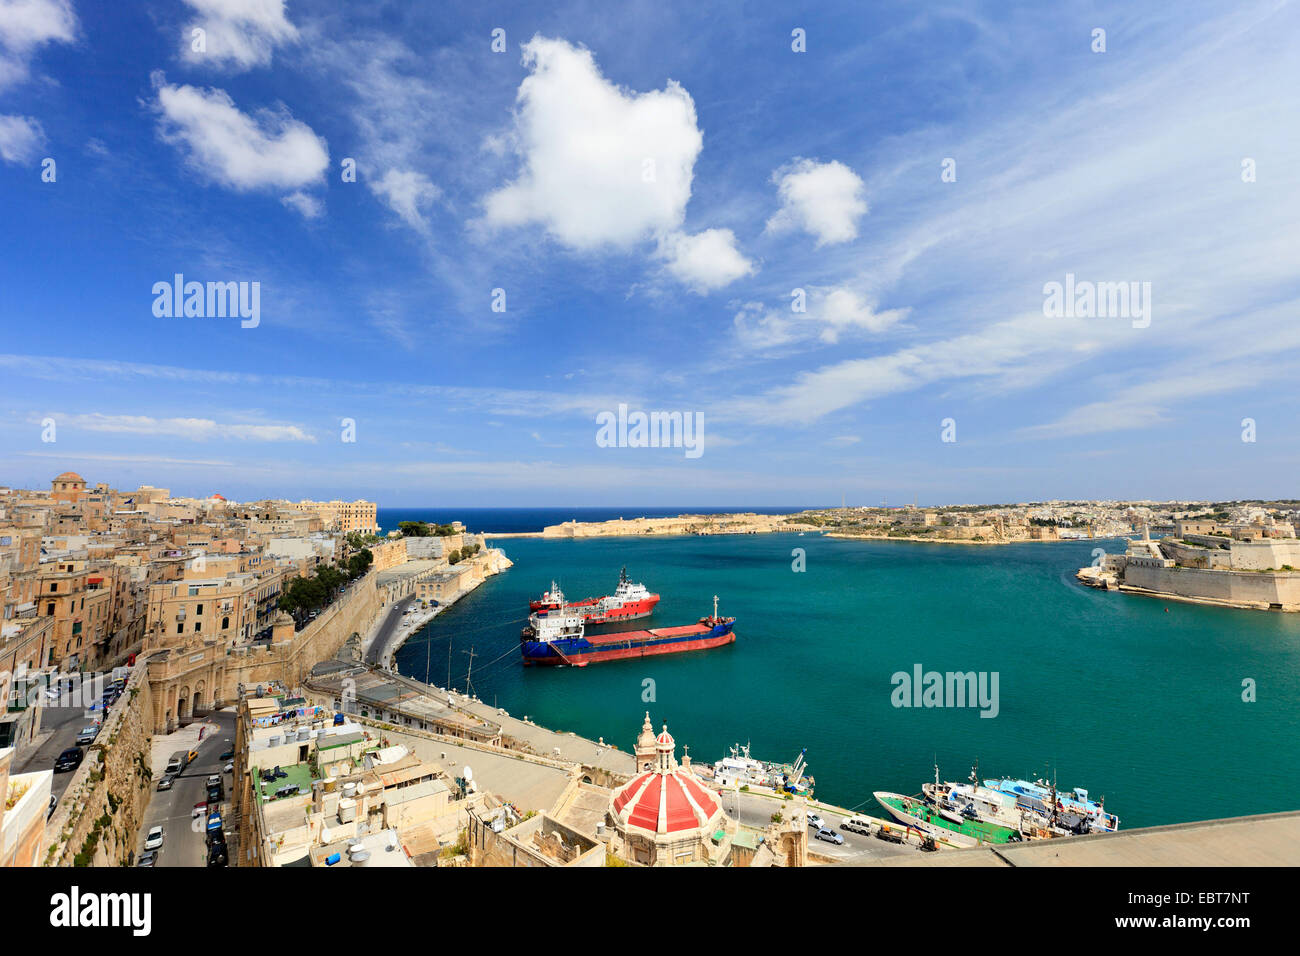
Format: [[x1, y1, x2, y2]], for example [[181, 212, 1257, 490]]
[[521, 619, 735, 666], [529, 594, 660, 624]]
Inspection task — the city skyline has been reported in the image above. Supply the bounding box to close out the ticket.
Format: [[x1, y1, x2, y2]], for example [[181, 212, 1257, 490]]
[[3, 1, 1300, 506]]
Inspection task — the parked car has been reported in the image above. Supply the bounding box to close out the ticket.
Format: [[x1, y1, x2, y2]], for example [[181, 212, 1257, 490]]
[[136, 851, 158, 867], [223, 762, 234, 774], [206, 774, 221, 788], [219, 749, 234, 761], [206, 843, 228, 867], [840, 816, 873, 836], [143, 826, 165, 851], [192, 802, 207, 818], [156, 774, 175, 791], [53, 747, 84, 773], [206, 811, 223, 832], [807, 814, 825, 830], [75, 725, 100, 746], [814, 827, 844, 845]]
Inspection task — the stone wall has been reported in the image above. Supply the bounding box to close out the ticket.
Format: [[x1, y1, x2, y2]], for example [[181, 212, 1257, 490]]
[[146, 571, 386, 732], [44, 665, 155, 866], [1125, 564, 1300, 609]]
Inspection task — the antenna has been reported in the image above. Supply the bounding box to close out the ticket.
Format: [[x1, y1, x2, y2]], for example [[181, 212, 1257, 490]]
[[463, 645, 478, 698], [713, 594, 719, 619]]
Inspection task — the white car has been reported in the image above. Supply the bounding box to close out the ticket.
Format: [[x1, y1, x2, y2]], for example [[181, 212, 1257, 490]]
[[223, 762, 234, 774], [143, 826, 165, 851], [807, 814, 825, 830]]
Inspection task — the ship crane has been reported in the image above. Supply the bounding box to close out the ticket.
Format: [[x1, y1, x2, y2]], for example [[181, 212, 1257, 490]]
[[785, 748, 808, 792]]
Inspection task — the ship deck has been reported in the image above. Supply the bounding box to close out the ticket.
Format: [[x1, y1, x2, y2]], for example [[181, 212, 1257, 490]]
[[583, 623, 705, 645], [879, 795, 1018, 844]]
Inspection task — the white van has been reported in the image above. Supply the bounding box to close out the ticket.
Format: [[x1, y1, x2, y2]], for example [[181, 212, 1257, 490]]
[[840, 816, 874, 836]]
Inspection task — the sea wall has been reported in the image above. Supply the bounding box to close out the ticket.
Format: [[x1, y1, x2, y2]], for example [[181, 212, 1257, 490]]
[[1124, 564, 1300, 609], [45, 665, 155, 866]]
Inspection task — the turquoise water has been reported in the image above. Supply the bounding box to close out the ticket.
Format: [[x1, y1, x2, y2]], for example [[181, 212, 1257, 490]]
[[393, 533, 1300, 829]]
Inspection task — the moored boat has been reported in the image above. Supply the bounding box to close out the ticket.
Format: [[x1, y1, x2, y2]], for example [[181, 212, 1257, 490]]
[[874, 791, 1022, 847], [528, 566, 660, 624], [709, 743, 814, 797], [520, 595, 735, 666]]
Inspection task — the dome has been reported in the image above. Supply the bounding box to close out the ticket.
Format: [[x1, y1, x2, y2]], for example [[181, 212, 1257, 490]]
[[611, 721, 721, 836], [53, 471, 85, 482], [612, 768, 722, 835]]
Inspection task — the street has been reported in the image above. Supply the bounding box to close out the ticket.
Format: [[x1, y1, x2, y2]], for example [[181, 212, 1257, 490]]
[[717, 788, 925, 864], [136, 708, 238, 867], [14, 684, 114, 809], [364, 594, 415, 666]]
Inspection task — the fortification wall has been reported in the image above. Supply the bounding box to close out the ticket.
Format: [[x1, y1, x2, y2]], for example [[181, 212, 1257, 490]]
[[45, 666, 154, 866], [1125, 565, 1300, 608]]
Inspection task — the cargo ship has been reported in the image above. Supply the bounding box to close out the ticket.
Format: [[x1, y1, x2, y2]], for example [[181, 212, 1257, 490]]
[[528, 567, 660, 624], [520, 595, 735, 666]]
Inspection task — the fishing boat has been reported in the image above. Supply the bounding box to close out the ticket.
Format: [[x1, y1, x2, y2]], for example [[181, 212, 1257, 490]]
[[708, 743, 814, 797], [873, 791, 1023, 848], [983, 776, 1119, 833]]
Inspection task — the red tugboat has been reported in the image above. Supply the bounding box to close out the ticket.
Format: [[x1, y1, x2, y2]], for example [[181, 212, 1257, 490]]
[[528, 567, 660, 624]]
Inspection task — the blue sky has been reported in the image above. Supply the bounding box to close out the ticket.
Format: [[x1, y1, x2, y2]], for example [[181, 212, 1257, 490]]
[[1, 0, 1298, 507]]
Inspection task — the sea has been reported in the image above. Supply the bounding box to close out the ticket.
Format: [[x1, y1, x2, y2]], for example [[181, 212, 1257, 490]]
[[381, 508, 1300, 830]]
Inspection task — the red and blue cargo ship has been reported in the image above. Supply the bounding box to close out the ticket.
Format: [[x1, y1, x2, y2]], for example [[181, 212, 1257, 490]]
[[520, 595, 736, 666]]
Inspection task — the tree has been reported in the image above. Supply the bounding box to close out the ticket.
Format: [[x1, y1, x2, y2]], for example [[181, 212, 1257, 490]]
[[347, 548, 372, 578], [399, 521, 432, 537], [447, 548, 462, 565]]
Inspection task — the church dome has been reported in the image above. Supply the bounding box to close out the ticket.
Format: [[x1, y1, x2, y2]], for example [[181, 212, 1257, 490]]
[[611, 722, 721, 836]]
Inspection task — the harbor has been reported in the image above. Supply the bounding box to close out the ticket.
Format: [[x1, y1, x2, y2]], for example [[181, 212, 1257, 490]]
[[390, 528, 1300, 832]]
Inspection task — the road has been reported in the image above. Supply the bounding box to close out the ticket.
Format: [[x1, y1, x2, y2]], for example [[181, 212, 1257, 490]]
[[136, 709, 238, 867], [364, 594, 414, 666], [15, 685, 113, 808], [717, 789, 925, 864]]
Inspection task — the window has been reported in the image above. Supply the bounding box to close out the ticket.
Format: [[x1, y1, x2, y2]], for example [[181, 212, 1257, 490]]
[[197, 604, 203, 614], [222, 616, 229, 630], [49, 583, 57, 592], [46, 603, 55, 615], [177, 623, 184, 634], [195, 622, 201, 633]]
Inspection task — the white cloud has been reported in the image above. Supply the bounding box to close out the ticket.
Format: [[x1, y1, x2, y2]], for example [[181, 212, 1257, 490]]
[[732, 287, 904, 351], [766, 158, 868, 246], [46, 412, 316, 442], [818, 288, 905, 342], [483, 35, 703, 250], [152, 75, 328, 201], [371, 168, 440, 233], [659, 228, 754, 293], [0, 0, 77, 90], [280, 190, 322, 219], [0, 112, 42, 162], [180, 0, 297, 71]]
